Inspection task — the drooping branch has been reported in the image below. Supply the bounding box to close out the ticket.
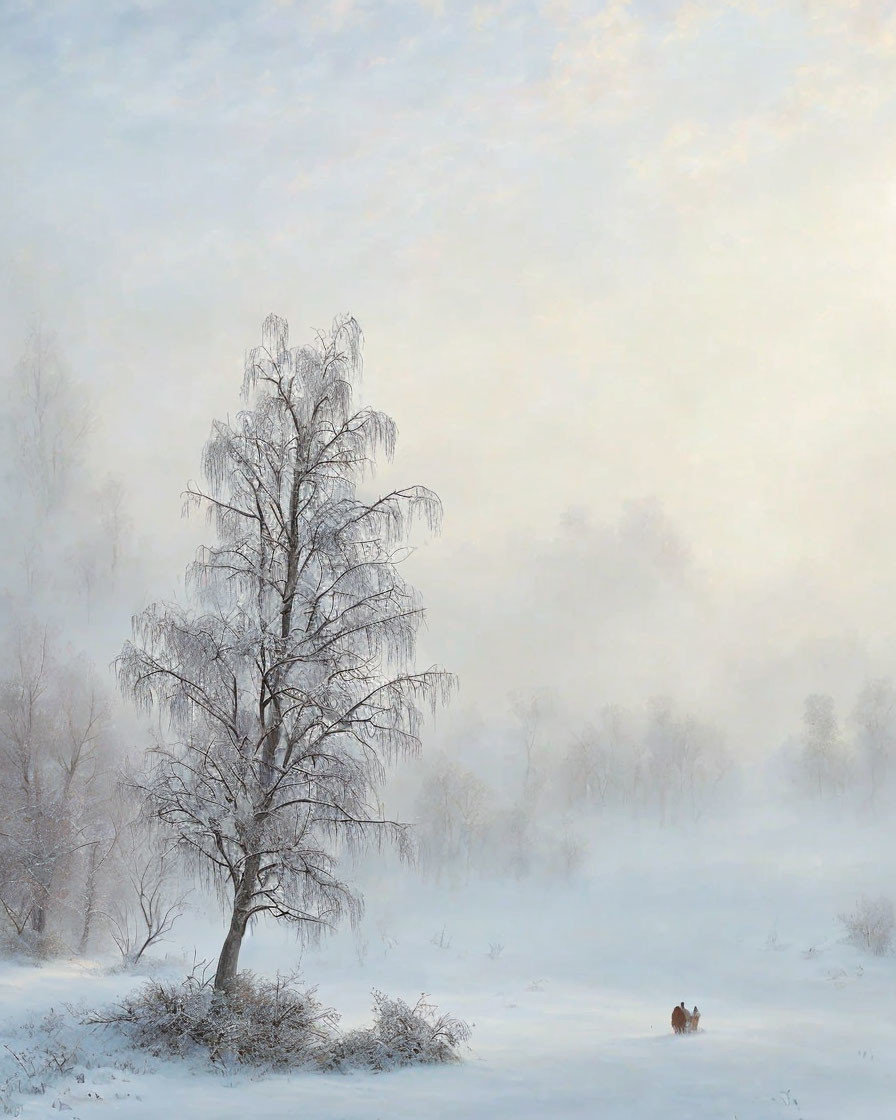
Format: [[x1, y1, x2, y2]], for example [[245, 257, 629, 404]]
[[120, 315, 453, 994]]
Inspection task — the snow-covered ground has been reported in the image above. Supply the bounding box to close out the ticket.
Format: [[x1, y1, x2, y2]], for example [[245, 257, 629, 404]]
[[1, 808, 893, 1119]]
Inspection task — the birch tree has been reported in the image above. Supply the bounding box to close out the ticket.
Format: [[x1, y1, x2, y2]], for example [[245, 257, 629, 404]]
[[0, 626, 111, 943], [119, 314, 452, 994]]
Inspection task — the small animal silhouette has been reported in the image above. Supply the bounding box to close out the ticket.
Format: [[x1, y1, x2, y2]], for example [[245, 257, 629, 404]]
[[671, 1002, 687, 1034], [688, 1005, 700, 1033]]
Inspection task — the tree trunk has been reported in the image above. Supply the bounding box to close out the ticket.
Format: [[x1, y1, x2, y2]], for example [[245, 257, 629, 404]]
[[31, 903, 46, 935], [78, 842, 100, 955], [214, 915, 248, 994], [213, 854, 260, 994]]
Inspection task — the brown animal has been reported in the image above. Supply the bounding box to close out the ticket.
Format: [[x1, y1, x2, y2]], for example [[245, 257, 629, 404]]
[[671, 1002, 687, 1034]]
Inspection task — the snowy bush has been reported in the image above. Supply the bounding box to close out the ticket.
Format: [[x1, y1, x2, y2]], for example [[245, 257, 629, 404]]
[[4, 1007, 83, 1078], [0, 1005, 89, 1111], [839, 896, 895, 956], [0, 925, 70, 961], [90, 968, 337, 1069], [324, 990, 472, 1071], [90, 970, 471, 1072]]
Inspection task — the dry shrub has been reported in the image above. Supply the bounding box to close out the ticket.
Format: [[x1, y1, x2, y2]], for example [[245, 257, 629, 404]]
[[325, 990, 472, 1071], [0, 926, 72, 961], [839, 896, 895, 956], [90, 968, 337, 1069], [91, 972, 472, 1073]]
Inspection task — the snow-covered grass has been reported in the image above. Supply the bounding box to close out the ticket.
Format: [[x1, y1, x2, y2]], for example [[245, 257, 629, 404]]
[[0, 806, 894, 1118]]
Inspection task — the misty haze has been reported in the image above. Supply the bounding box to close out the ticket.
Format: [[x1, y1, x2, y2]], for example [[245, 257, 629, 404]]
[[1, 2, 896, 1118]]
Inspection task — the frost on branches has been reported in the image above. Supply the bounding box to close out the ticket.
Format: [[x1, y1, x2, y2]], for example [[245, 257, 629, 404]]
[[118, 314, 453, 993], [326, 990, 472, 1070], [89, 972, 471, 1071]]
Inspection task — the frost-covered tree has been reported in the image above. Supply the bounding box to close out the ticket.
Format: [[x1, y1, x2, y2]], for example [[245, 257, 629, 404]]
[[0, 327, 134, 956], [0, 625, 112, 945], [119, 314, 452, 994], [509, 690, 552, 800], [10, 324, 89, 515], [1, 325, 133, 630], [559, 706, 640, 812], [643, 697, 728, 824], [801, 693, 849, 798], [849, 679, 896, 807], [415, 755, 489, 880]]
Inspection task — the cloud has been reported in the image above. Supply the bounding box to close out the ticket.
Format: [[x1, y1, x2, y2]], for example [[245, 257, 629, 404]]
[[6, 0, 896, 722], [606, 0, 896, 203], [803, 0, 896, 55], [472, 1, 513, 30], [542, 0, 649, 121], [312, 0, 360, 31]]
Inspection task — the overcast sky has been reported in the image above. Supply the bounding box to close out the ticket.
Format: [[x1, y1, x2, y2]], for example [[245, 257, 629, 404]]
[[3, 0, 896, 732]]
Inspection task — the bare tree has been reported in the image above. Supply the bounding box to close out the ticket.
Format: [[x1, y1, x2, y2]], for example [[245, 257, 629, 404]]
[[0, 626, 112, 944], [643, 696, 728, 824], [849, 679, 896, 808], [1, 326, 132, 625], [510, 689, 552, 799], [98, 479, 130, 576], [801, 693, 849, 798], [78, 834, 116, 955], [560, 707, 638, 812], [10, 324, 89, 513], [104, 837, 189, 964], [70, 480, 133, 619], [118, 314, 453, 995], [0, 328, 135, 958], [415, 756, 489, 880]]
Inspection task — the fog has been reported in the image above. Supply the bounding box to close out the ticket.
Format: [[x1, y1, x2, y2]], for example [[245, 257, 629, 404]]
[[1, 2, 896, 1115], [6, 2, 896, 745]]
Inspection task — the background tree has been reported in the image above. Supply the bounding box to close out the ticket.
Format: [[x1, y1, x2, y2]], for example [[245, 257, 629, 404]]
[[801, 693, 849, 798], [119, 314, 453, 994], [643, 696, 728, 824], [0, 326, 133, 956], [103, 825, 189, 964], [510, 690, 551, 799], [415, 755, 489, 882], [11, 324, 89, 515], [0, 625, 112, 946], [558, 706, 639, 813], [849, 679, 896, 808]]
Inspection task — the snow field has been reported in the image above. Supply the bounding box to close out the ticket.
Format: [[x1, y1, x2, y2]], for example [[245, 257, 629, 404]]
[[0, 810, 893, 1119]]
